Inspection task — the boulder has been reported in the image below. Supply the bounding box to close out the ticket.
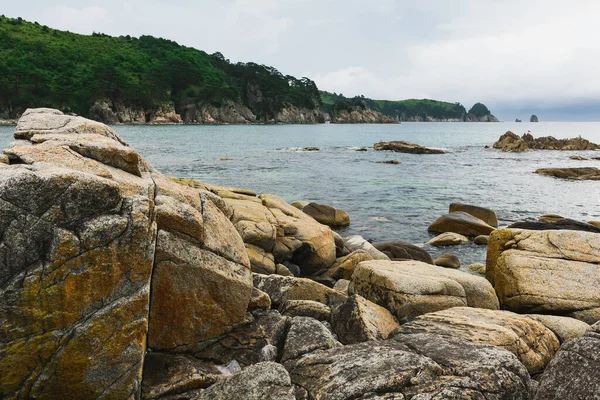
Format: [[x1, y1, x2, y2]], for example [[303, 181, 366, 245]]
[[473, 234, 489, 245], [590, 220, 600, 229], [569, 155, 589, 160], [302, 202, 350, 227], [433, 253, 461, 269], [0, 109, 253, 398], [279, 300, 332, 321], [246, 243, 276, 274], [466, 263, 486, 274], [487, 229, 600, 324], [449, 202, 498, 227], [351, 260, 499, 322], [394, 307, 560, 374], [526, 314, 590, 343], [332, 295, 399, 344], [508, 218, 600, 233], [216, 192, 336, 276], [141, 353, 223, 399], [426, 232, 469, 246], [534, 326, 600, 400], [536, 167, 600, 180], [253, 273, 347, 309], [248, 287, 272, 311], [373, 140, 447, 154], [374, 159, 402, 164], [286, 335, 533, 399], [333, 279, 350, 293], [428, 211, 496, 236], [538, 213, 564, 223], [290, 200, 309, 210], [320, 250, 373, 280], [493, 131, 529, 152], [187, 362, 295, 400], [344, 235, 390, 260], [372, 241, 433, 264], [280, 317, 341, 363]]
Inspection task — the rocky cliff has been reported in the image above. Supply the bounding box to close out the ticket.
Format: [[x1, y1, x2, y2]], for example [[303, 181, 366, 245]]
[[331, 107, 397, 124]]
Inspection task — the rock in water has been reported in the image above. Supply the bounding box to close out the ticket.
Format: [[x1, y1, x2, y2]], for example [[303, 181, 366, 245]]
[[433, 253, 461, 269], [487, 228, 600, 323], [428, 211, 496, 236], [536, 167, 600, 180], [508, 218, 600, 233], [530, 114, 539, 122], [372, 241, 434, 263], [449, 202, 498, 227], [351, 260, 499, 322], [0, 109, 253, 398], [373, 140, 447, 154], [427, 232, 469, 246]]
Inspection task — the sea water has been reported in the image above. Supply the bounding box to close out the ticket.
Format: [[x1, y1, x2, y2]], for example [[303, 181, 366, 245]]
[[2, 121, 598, 266]]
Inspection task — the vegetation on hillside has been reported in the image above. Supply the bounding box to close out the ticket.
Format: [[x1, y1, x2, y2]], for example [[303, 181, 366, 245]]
[[0, 16, 320, 120], [321, 91, 494, 121]]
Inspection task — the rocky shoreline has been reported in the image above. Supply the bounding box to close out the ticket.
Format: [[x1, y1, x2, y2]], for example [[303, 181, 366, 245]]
[[1, 109, 599, 399]]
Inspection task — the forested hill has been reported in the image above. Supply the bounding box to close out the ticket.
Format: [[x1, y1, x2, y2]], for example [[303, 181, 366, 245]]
[[0, 16, 321, 123], [320, 92, 498, 122]]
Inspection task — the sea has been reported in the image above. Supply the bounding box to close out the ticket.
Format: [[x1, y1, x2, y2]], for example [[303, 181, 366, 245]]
[[1, 121, 599, 267]]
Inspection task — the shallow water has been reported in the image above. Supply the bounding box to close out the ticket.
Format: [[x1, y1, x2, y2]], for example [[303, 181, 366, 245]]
[[2, 121, 599, 266]]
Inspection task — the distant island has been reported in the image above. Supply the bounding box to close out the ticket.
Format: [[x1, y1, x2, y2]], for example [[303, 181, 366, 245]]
[[0, 16, 497, 124]]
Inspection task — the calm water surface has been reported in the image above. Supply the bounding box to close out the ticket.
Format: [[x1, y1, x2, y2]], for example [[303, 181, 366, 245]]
[[2, 121, 599, 266]]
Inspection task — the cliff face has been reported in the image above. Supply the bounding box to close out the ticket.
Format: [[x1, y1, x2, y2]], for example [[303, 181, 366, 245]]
[[89, 101, 183, 124], [402, 113, 499, 122], [331, 107, 398, 124]]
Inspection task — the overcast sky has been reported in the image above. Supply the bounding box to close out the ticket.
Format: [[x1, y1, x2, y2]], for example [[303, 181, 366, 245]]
[[4, 0, 600, 120]]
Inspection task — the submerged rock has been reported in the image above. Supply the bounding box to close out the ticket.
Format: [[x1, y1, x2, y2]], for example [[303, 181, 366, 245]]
[[373, 140, 447, 154], [536, 167, 600, 180]]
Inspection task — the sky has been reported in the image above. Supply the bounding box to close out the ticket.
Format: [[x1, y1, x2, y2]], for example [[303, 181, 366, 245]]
[[3, 0, 600, 120]]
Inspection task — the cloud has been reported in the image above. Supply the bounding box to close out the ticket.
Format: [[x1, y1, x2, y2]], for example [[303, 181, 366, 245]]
[[39, 5, 109, 33]]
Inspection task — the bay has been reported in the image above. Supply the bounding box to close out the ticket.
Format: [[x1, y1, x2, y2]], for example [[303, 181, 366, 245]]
[[2, 121, 598, 266]]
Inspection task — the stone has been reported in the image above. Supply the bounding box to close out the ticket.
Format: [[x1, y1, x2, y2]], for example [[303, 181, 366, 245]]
[[493, 131, 529, 152], [539, 213, 564, 223], [373, 140, 447, 154], [246, 243, 276, 274], [189, 362, 295, 400], [428, 211, 496, 236], [279, 300, 332, 321], [290, 200, 309, 210], [526, 314, 590, 343], [487, 229, 600, 324], [493, 130, 598, 151], [275, 263, 294, 277], [248, 287, 272, 311], [372, 241, 433, 264], [433, 253, 461, 269], [352, 260, 499, 322], [589, 220, 600, 229], [253, 273, 347, 309], [332, 230, 350, 257], [280, 317, 341, 363], [302, 202, 350, 227], [530, 114, 539, 122], [569, 155, 589, 160], [534, 328, 600, 400], [320, 250, 373, 280], [0, 109, 255, 398], [303, 147, 319, 151], [343, 235, 390, 260], [141, 353, 223, 399], [395, 307, 560, 374], [332, 295, 399, 345], [466, 263, 486, 274], [449, 202, 498, 227], [374, 159, 401, 164], [508, 218, 600, 233], [536, 167, 600, 180], [473, 234, 489, 245], [181, 310, 288, 367], [333, 279, 350, 293], [286, 335, 533, 399], [426, 232, 469, 246]]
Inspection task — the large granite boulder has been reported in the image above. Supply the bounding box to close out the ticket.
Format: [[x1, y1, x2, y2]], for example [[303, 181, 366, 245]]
[[449, 202, 498, 227], [373, 141, 447, 154], [351, 260, 499, 322], [286, 334, 533, 399], [487, 228, 600, 324], [332, 295, 399, 345], [0, 109, 253, 398], [394, 307, 560, 374], [428, 211, 496, 237], [302, 202, 350, 227], [534, 323, 600, 399]]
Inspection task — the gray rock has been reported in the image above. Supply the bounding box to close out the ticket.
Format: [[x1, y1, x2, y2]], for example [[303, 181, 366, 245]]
[[279, 300, 332, 321], [428, 211, 496, 236], [433, 253, 461, 269], [281, 317, 341, 363]]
